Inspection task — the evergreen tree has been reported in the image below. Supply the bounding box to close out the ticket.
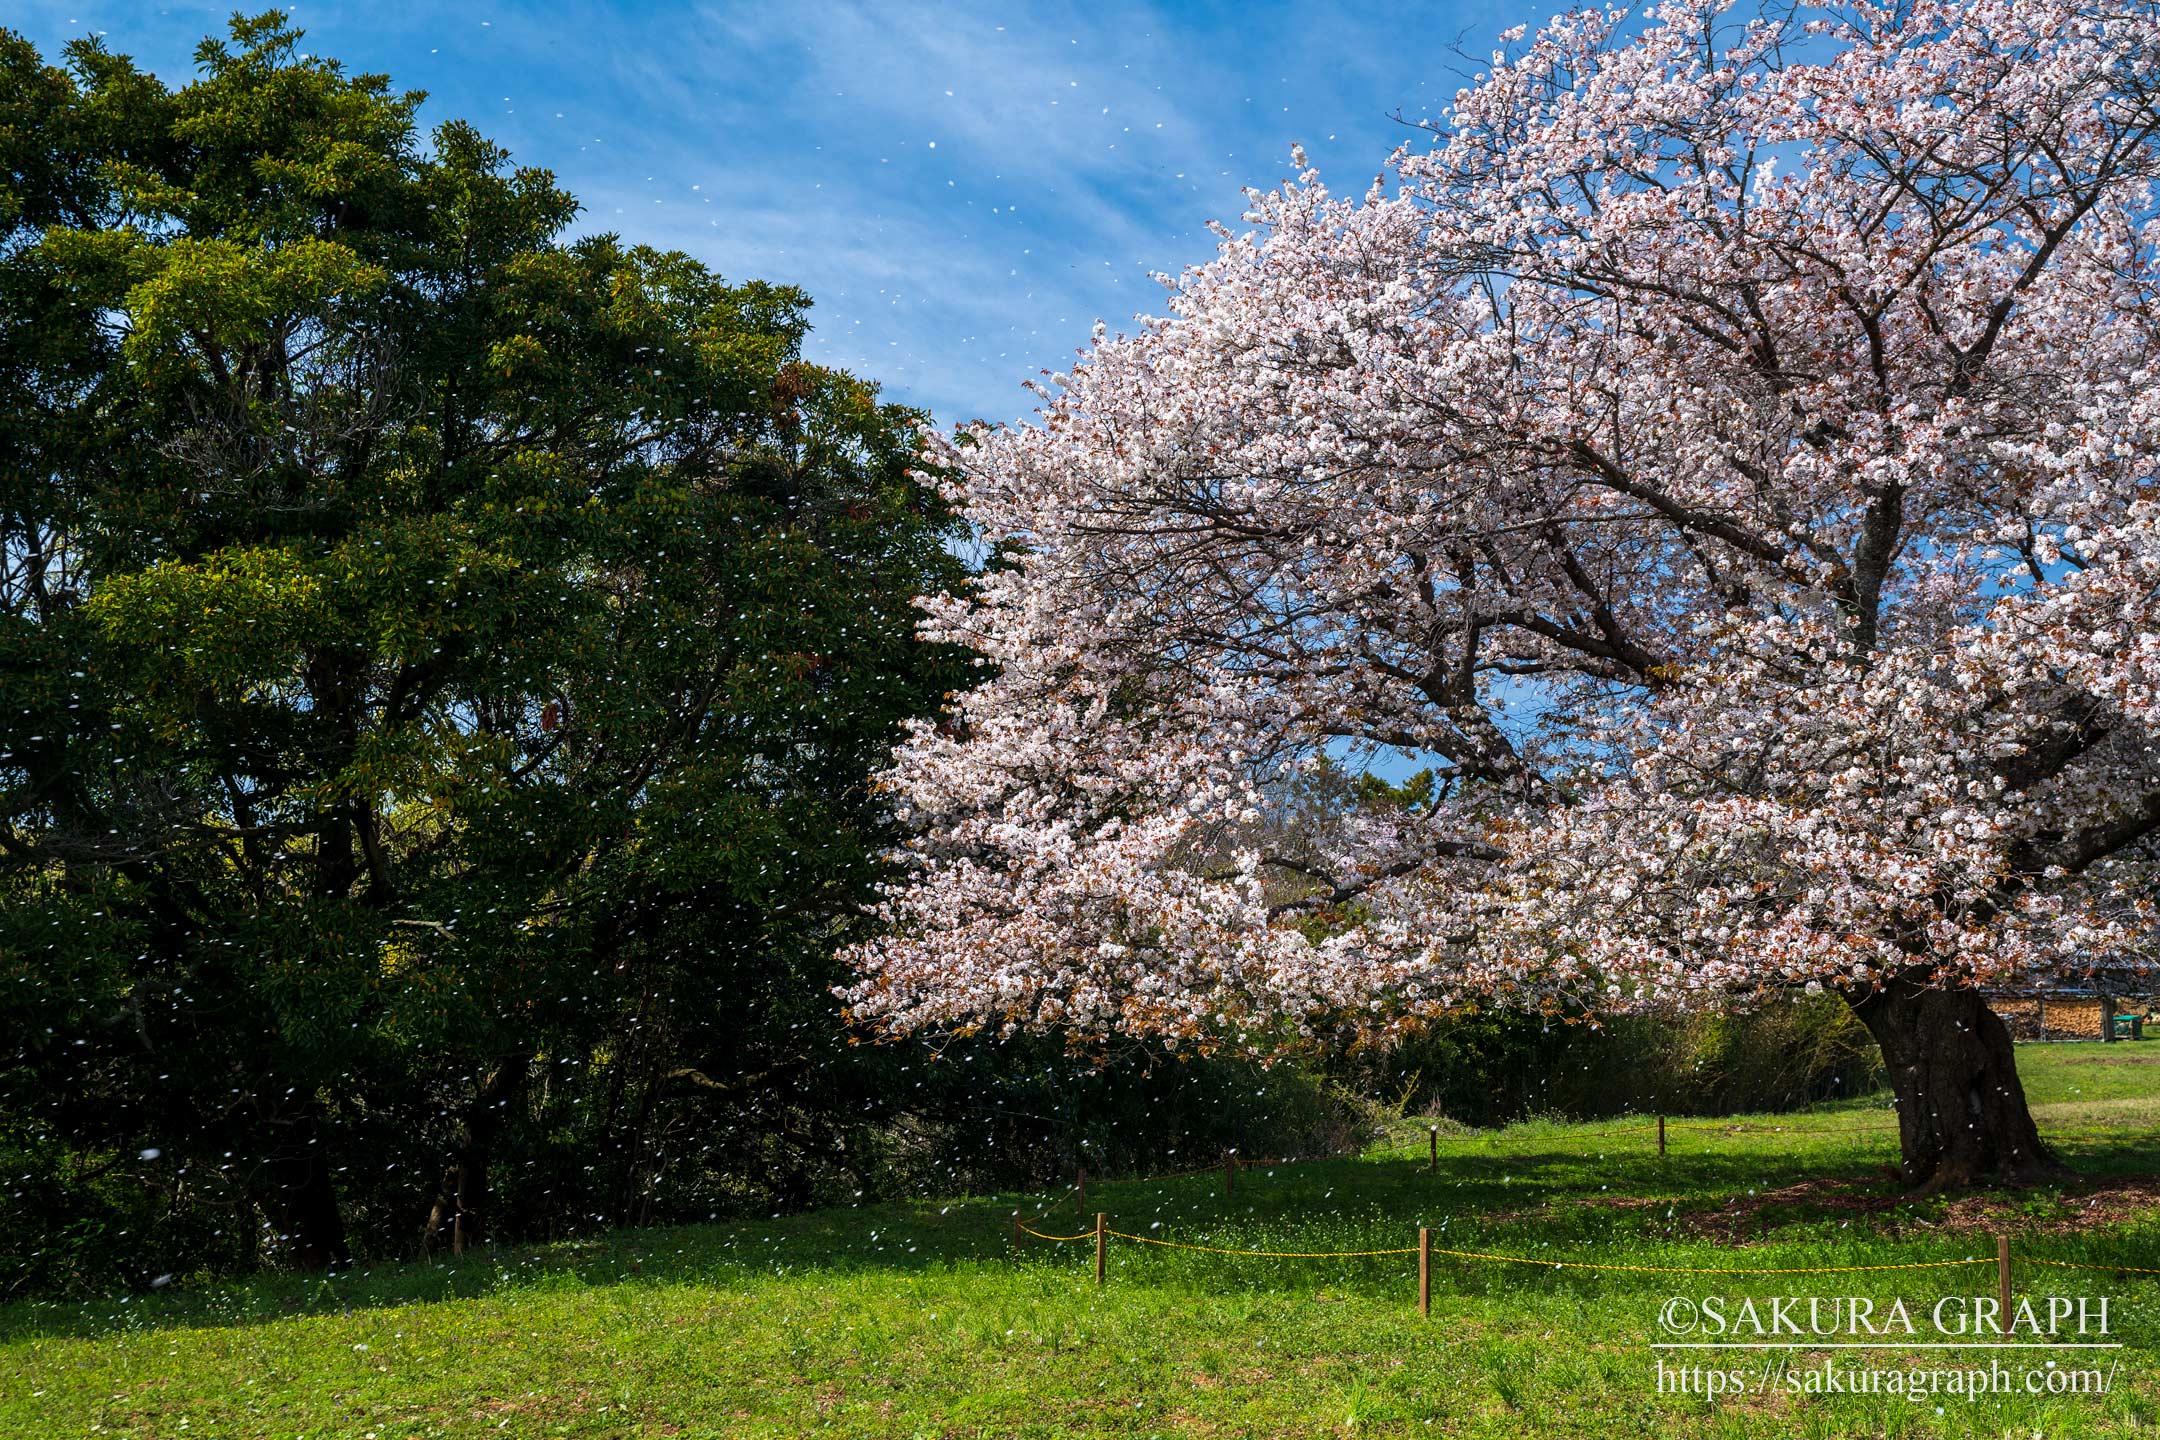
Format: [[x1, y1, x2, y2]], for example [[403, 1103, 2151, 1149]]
[[0, 13, 966, 1274]]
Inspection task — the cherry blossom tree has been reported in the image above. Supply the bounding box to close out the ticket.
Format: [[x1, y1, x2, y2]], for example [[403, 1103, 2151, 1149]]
[[845, 0, 2160, 1190]]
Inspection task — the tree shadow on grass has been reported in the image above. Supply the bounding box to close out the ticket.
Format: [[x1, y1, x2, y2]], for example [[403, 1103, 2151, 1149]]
[[0, 1193, 1019, 1345], [6, 1127, 2158, 1344]]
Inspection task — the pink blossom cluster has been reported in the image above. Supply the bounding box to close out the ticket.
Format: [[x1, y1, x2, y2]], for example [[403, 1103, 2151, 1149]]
[[843, 0, 2160, 1046]]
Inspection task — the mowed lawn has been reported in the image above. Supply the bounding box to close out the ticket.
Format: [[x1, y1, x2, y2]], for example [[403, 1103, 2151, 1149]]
[[7, 1046, 2160, 1439]]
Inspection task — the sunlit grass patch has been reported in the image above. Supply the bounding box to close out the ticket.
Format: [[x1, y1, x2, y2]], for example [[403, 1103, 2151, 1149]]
[[3, 1043, 2156, 1437]]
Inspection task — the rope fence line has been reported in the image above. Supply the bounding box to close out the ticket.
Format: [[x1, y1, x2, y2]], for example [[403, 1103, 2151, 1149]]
[[1669, 1120, 1903, 1136], [1027, 1101, 2160, 1216], [1385, 1117, 1909, 1151], [1021, 1222, 2000, 1275], [1106, 1229, 1417, 1259], [1380, 1112, 2154, 1156], [1378, 1109, 2148, 1155], [1019, 1104, 2155, 1238], [1019, 1183, 1080, 1228], [1471, 1124, 1661, 1144], [1414, 1248, 1995, 1276], [996, 1110, 2160, 1314], [1357, 1114, 1913, 1167], [2023, 1257, 2160, 1275], [1014, 1216, 2153, 1318]]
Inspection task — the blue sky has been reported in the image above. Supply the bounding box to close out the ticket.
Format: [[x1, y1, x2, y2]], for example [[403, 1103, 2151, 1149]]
[[13, 0, 1522, 430]]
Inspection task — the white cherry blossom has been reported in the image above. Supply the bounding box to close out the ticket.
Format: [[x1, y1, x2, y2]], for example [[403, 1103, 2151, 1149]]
[[845, 0, 2160, 1185]]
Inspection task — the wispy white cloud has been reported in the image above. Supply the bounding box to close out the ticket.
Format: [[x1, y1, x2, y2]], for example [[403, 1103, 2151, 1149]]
[[12, 0, 1522, 424]]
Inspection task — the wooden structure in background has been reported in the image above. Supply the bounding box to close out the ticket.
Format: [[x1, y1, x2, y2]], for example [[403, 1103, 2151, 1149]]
[[1989, 990, 2152, 1042]]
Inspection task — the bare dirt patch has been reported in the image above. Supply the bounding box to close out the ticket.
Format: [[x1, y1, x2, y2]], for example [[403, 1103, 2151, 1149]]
[[1683, 1174, 2160, 1242], [1480, 1173, 2160, 1242], [1932, 1176, 2160, 1236]]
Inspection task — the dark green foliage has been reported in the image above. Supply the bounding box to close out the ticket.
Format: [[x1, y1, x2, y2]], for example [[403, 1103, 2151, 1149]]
[[1345, 995, 1884, 1128], [0, 12, 987, 1290]]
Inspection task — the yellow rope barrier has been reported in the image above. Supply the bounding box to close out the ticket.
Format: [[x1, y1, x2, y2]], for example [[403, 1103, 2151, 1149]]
[[1481, 1125, 1659, 1144], [1008, 1136, 2160, 1281], [2021, 1257, 2160, 1275], [1378, 1118, 1905, 1153], [1473, 1119, 1907, 1144], [1367, 1126, 1651, 1159], [1021, 1221, 2014, 1274], [1109, 1106, 2147, 1174], [1422, 1246, 1995, 1275], [1667, 1120, 1900, 1136], [1106, 1229, 1417, 1258], [1365, 1103, 2160, 1159], [1019, 1184, 1080, 1227]]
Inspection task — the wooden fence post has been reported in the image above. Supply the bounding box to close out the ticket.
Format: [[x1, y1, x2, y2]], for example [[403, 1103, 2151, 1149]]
[[1095, 1212, 1108, 1287], [1011, 1213, 1021, 1251], [1657, 1115, 1667, 1157], [1428, 1127, 1438, 1173], [1224, 1152, 1235, 1196], [1418, 1226, 1432, 1317], [1997, 1234, 2013, 1332]]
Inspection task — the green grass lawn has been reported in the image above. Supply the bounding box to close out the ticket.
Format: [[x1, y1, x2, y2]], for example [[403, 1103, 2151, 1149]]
[[7, 1044, 2160, 1438]]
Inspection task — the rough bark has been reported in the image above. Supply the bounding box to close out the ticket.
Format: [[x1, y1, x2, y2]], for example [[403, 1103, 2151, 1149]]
[[425, 1054, 530, 1255], [252, 1113, 351, 1270], [1843, 967, 2062, 1192]]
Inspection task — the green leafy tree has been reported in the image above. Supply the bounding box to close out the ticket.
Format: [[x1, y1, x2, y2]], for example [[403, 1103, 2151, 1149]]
[[0, 14, 966, 1275]]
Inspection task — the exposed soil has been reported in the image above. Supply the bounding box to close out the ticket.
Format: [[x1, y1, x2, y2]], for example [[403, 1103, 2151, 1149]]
[[1685, 1173, 2160, 1242], [1496, 1174, 2160, 1243]]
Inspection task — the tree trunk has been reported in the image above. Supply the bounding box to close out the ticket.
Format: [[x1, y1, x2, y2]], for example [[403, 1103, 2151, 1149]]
[[253, 1114, 351, 1270], [1843, 967, 2062, 1192], [425, 1054, 529, 1255]]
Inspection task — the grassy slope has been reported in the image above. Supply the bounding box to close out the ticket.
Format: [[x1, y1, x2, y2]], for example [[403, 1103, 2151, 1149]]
[[6, 1045, 2160, 1439]]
